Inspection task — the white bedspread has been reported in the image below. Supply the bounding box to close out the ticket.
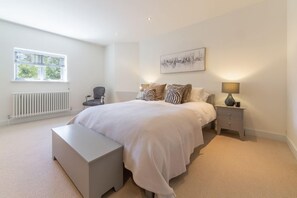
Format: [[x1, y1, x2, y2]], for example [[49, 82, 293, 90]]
[[69, 100, 216, 197]]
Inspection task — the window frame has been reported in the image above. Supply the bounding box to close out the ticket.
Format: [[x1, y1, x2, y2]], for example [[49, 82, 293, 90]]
[[13, 48, 67, 82]]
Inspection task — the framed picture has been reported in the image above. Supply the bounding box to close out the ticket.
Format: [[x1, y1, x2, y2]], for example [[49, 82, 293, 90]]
[[160, 47, 206, 74]]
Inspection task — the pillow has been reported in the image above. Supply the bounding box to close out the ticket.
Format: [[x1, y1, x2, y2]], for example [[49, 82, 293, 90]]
[[148, 83, 167, 100], [201, 91, 210, 102], [173, 84, 192, 103], [165, 85, 185, 104], [143, 88, 156, 101], [190, 87, 205, 102]]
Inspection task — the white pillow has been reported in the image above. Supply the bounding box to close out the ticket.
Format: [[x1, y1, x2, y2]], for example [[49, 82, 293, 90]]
[[190, 87, 205, 102], [190, 87, 210, 102], [201, 91, 210, 102]]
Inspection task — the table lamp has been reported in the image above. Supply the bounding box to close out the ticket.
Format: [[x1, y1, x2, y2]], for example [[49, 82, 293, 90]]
[[222, 82, 240, 106]]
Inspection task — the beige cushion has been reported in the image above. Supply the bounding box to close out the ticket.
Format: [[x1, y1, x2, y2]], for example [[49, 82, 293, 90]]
[[148, 83, 167, 100]]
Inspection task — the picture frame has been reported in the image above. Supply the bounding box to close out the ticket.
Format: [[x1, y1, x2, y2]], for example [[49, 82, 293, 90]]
[[160, 47, 206, 74]]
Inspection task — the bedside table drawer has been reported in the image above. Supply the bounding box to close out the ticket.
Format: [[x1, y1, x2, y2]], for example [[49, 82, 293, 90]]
[[217, 116, 243, 131], [217, 108, 242, 118]]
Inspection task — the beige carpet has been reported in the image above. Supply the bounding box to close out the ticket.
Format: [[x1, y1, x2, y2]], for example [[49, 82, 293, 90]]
[[0, 116, 297, 198]]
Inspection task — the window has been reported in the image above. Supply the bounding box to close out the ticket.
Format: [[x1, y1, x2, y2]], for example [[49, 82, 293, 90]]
[[14, 48, 67, 82]]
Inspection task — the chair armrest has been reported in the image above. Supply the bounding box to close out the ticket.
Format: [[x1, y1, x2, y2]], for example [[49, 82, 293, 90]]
[[100, 96, 105, 104], [85, 95, 92, 102]]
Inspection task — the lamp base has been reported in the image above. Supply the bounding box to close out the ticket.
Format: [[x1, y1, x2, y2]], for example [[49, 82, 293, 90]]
[[225, 93, 235, 106]]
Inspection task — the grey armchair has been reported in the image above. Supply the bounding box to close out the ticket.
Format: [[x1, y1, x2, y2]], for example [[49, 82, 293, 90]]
[[83, 87, 105, 107]]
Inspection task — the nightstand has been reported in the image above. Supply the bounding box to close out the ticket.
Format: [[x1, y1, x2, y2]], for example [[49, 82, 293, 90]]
[[216, 105, 245, 140]]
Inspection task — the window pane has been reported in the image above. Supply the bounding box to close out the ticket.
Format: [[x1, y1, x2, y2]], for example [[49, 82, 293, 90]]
[[43, 56, 65, 67], [45, 66, 61, 80], [15, 52, 32, 64], [17, 64, 39, 80], [14, 48, 67, 81]]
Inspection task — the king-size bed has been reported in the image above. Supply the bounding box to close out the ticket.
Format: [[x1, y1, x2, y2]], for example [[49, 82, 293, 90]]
[[69, 85, 216, 198]]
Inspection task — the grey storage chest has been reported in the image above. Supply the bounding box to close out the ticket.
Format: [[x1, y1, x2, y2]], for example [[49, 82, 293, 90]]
[[52, 124, 123, 198]]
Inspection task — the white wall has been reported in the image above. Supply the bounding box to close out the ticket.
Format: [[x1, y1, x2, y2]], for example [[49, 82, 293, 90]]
[[139, 0, 287, 137], [104, 43, 139, 103], [104, 44, 116, 103], [287, 0, 297, 157], [0, 20, 105, 124]]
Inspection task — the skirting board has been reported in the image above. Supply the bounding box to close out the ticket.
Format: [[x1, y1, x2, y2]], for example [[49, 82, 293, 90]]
[[245, 128, 297, 160], [287, 137, 297, 160], [245, 128, 287, 142]]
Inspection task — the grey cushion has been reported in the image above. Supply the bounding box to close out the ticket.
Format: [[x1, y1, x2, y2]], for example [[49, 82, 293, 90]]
[[165, 85, 185, 104], [173, 84, 192, 103], [143, 89, 156, 101]]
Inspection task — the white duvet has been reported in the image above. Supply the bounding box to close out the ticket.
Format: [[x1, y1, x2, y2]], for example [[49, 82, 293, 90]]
[[69, 100, 216, 197]]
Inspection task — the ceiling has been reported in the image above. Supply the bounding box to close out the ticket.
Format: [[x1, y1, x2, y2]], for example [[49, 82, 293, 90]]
[[0, 0, 264, 46]]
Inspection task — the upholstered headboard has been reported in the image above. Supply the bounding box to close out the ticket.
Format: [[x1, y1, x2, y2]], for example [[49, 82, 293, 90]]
[[206, 94, 215, 106]]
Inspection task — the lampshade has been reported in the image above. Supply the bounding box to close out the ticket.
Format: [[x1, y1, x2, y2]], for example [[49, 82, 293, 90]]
[[222, 82, 240, 94]]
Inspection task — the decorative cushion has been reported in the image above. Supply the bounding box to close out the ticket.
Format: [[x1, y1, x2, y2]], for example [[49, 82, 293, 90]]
[[148, 83, 167, 100], [143, 89, 156, 101], [173, 84, 192, 103], [165, 85, 185, 104]]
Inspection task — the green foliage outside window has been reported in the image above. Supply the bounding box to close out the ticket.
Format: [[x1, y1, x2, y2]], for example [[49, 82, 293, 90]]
[[44, 56, 61, 66], [45, 66, 61, 80], [17, 64, 38, 79]]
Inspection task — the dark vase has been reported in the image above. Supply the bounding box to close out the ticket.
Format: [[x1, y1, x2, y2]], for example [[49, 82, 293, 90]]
[[225, 93, 235, 106]]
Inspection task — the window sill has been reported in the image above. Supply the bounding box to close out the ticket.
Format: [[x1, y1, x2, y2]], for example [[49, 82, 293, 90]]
[[11, 80, 69, 83]]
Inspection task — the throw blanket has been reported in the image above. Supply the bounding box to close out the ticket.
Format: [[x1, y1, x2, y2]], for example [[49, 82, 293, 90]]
[[70, 100, 206, 197]]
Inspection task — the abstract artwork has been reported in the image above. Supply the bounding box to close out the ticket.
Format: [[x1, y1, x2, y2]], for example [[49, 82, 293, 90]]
[[160, 48, 206, 74]]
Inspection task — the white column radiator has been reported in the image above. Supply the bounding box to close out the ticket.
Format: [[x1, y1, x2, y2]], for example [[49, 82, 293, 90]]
[[12, 91, 70, 118]]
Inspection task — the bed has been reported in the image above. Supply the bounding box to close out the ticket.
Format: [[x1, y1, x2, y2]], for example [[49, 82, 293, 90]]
[[69, 92, 216, 198]]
